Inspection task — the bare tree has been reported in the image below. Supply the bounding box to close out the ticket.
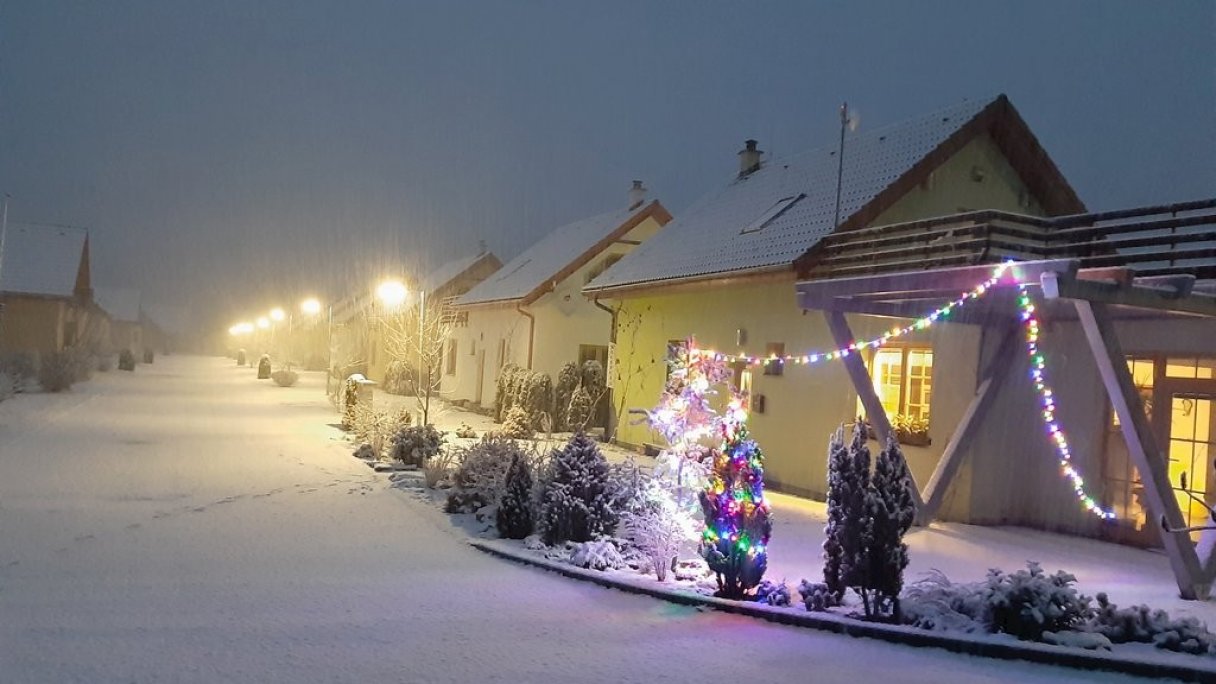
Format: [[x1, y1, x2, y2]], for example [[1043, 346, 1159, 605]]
[[382, 297, 455, 426]]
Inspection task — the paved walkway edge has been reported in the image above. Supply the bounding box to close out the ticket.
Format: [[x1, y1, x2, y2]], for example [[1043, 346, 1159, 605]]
[[469, 539, 1216, 682]]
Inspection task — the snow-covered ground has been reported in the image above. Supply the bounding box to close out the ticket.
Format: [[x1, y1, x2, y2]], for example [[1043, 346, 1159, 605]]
[[0, 357, 1179, 682], [390, 390, 1216, 628]]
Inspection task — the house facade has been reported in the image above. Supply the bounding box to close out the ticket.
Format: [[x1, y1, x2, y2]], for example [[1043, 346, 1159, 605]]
[[446, 187, 671, 409], [0, 223, 97, 362], [584, 96, 1085, 513], [94, 287, 144, 358]]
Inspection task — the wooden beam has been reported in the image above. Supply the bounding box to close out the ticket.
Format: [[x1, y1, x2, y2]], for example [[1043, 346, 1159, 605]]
[[801, 295, 1010, 327], [1044, 272, 1216, 318], [797, 259, 1077, 306], [918, 326, 1019, 525], [1075, 299, 1209, 600], [823, 310, 925, 515], [1133, 274, 1196, 297]]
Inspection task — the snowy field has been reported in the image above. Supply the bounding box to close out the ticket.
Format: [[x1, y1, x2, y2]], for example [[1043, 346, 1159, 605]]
[[0, 356, 1182, 682]]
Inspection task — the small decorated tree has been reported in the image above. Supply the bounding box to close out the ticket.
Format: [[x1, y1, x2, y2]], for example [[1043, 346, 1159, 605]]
[[862, 437, 916, 620], [699, 395, 773, 599], [496, 452, 534, 539]]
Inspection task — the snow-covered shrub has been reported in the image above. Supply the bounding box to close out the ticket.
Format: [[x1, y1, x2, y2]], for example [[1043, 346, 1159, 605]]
[[423, 447, 458, 488], [823, 424, 869, 603], [341, 377, 361, 430], [565, 385, 594, 431], [271, 369, 299, 387], [500, 405, 533, 439], [554, 362, 580, 430], [901, 569, 988, 632], [539, 432, 617, 545], [389, 424, 445, 466], [983, 562, 1091, 641], [519, 371, 553, 430], [568, 538, 629, 571], [236, 348, 247, 366], [620, 477, 693, 581], [756, 580, 792, 607], [496, 452, 534, 538], [37, 351, 76, 392], [382, 359, 416, 396], [860, 437, 916, 620], [455, 422, 477, 438], [494, 363, 521, 421], [353, 442, 377, 460], [1087, 592, 1216, 655], [579, 360, 605, 427], [0, 353, 36, 393], [445, 435, 522, 514], [798, 580, 837, 612], [118, 348, 137, 372], [257, 355, 271, 379]]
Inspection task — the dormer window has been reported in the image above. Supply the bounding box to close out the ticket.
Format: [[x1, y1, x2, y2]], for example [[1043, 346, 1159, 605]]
[[740, 193, 805, 234]]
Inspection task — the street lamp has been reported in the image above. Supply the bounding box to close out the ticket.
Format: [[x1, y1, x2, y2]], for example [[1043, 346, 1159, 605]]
[[256, 317, 270, 329], [376, 279, 407, 310], [300, 298, 322, 316], [269, 307, 286, 322]]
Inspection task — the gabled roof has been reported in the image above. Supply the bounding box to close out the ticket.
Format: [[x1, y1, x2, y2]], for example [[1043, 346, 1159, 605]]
[[423, 251, 502, 295], [585, 95, 1083, 294], [0, 222, 90, 299], [94, 287, 142, 323], [456, 199, 671, 307]]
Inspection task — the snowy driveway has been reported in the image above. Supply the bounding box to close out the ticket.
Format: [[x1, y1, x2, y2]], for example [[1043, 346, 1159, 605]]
[[0, 357, 1162, 683]]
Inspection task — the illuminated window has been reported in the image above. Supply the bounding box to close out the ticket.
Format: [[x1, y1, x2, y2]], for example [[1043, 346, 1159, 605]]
[[868, 347, 933, 422]]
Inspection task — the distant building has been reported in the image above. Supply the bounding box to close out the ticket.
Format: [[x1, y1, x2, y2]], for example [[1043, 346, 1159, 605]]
[[0, 222, 97, 362], [94, 287, 143, 359]]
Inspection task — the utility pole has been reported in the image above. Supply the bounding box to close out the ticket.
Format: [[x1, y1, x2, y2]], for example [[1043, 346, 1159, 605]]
[[0, 194, 10, 336]]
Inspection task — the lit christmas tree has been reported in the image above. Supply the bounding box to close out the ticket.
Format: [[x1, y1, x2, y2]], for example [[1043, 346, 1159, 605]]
[[699, 394, 773, 599]]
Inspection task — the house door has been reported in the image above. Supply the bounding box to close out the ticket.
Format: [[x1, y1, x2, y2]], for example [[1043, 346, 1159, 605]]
[[475, 349, 486, 406], [1101, 357, 1216, 546]]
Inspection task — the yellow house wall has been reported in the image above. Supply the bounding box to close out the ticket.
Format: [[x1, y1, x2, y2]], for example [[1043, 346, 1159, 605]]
[[0, 296, 66, 358], [607, 134, 1045, 509]]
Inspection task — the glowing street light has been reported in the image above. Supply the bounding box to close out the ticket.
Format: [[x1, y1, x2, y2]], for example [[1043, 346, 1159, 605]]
[[229, 321, 254, 335], [300, 297, 322, 316], [269, 307, 286, 322], [257, 316, 270, 329], [376, 279, 407, 309]]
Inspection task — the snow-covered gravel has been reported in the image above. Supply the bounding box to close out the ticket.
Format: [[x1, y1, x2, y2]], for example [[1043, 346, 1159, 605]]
[[0, 357, 1173, 682]]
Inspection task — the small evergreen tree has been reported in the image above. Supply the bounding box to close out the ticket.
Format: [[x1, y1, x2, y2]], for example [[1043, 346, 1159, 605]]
[[496, 452, 534, 539], [823, 421, 870, 604], [565, 385, 594, 431], [862, 437, 916, 620], [554, 362, 580, 431], [118, 348, 136, 371], [495, 363, 520, 421], [540, 432, 616, 544], [699, 399, 773, 599]]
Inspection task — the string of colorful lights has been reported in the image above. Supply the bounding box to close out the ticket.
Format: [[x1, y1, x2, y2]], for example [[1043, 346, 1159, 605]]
[[1016, 284, 1115, 520], [684, 261, 1116, 522], [692, 263, 1011, 367]]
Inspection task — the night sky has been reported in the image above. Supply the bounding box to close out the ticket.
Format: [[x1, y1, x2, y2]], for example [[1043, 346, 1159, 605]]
[[1, 1, 1212, 334]]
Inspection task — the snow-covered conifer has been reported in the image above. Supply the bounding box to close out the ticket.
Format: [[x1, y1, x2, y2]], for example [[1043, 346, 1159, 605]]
[[496, 452, 534, 539], [540, 432, 616, 544]]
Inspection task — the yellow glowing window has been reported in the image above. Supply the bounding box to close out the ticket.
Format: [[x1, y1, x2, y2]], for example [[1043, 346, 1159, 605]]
[[867, 347, 933, 422]]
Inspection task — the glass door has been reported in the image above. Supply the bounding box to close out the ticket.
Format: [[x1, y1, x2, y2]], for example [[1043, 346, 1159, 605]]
[[1164, 391, 1216, 539]]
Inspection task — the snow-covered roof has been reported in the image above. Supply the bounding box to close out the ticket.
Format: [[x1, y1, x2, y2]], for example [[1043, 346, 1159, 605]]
[[585, 95, 1082, 293], [456, 200, 668, 307], [423, 251, 499, 294], [0, 222, 89, 298], [94, 287, 142, 323]]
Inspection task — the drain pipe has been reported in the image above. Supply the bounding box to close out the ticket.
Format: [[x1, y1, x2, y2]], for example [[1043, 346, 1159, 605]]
[[515, 304, 535, 369], [593, 296, 617, 441]]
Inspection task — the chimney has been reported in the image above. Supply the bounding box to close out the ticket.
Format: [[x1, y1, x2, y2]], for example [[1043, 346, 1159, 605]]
[[628, 180, 647, 210], [738, 139, 762, 177]]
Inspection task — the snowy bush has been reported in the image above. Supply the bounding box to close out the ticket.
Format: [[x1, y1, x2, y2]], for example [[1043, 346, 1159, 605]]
[[271, 369, 299, 387], [494, 363, 521, 421], [389, 424, 445, 466], [257, 355, 271, 379], [539, 432, 617, 545], [554, 362, 580, 430], [797, 580, 837, 612], [1087, 592, 1216, 655], [382, 359, 416, 396], [518, 370, 553, 430], [236, 348, 247, 366], [341, 377, 361, 430], [500, 405, 533, 439], [565, 385, 594, 431], [37, 351, 76, 392], [353, 442, 377, 460], [0, 352, 35, 393], [423, 447, 458, 489], [901, 569, 988, 632], [568, 538, 629, 571], [983, 562, 1091, 641], [620, 476, 693, 581], [496, 452, 534, 538], [445, 435, 523, 514], [756, 580, 792, 607], [455, 422, 477, 438], [118, 348, 136, 371]]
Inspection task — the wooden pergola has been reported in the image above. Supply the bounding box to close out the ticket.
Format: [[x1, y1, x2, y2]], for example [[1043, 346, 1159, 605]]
[[796, 258, 1216, 600]]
